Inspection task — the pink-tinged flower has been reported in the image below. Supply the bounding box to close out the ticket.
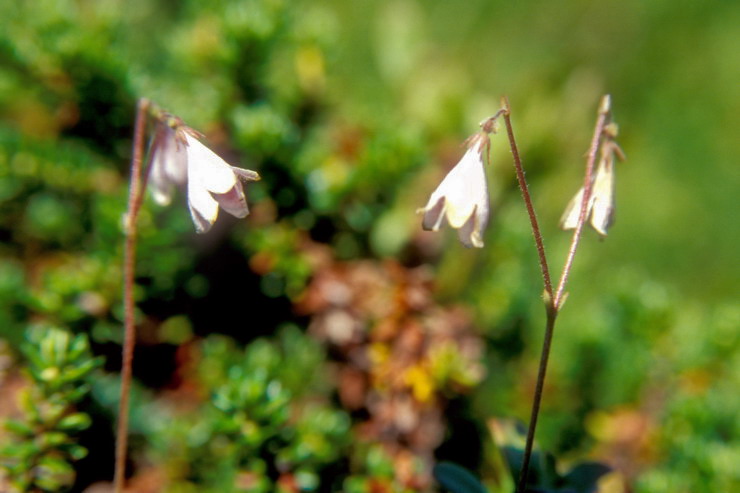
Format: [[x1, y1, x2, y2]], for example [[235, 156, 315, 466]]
[[560, 133, 623, 237], [148, 121, 260, 234], [149, 124, 187, 206], [418, 119, 495, 248]]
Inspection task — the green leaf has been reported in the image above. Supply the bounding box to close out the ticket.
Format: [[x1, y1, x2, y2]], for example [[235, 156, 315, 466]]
[[4, 419, 34, 436], [0, 441, 40, 460], [58, 358, 100, 384], [56, 412, 92, 432], [64, 383, 92, 403], [35, 455, 75, 491], [24, 350, 45, 375], [61, 443, 89, 461], [39, 431, 72, 447], [67, 334, 90, 361], [39, 333, 58, 365], [561, 462, 611, 493], [18, 390, 40, 421], [434, 462, 488, 493]]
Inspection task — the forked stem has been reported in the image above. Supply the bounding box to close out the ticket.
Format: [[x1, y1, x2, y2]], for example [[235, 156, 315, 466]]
[[114, 98, 150, 493], [507, 96, 612, 493]]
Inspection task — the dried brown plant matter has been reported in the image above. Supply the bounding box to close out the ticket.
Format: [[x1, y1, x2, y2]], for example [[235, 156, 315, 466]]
[[297, 256, 484, 489]]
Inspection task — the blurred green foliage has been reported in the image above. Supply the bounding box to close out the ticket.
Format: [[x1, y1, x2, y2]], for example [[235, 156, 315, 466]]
[[140, 327, 352, 492], [1, 328, 102, 492], [0, 0, 738, 492]]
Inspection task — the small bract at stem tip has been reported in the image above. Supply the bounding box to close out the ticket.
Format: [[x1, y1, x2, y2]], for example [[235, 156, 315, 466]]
[[599, 94, 611, 115], [147, 101, 169, 123], [479, 108, 507, 135], [500, 95, 511, 114], [613, 142, 627, 161], [604, 122, 619, 139], [232, 167, 261, 182], [479, 117, 495, 134]]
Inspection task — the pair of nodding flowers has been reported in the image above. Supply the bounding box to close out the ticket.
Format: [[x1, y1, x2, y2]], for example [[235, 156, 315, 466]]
[[148, 115, 260, 233], [419, 117, 622, 247]]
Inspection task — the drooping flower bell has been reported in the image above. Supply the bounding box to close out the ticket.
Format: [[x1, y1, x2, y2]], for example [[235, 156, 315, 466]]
[[148, 117, 260, 233], [418, 117, 497, 248], [560, 123, 624, 237]]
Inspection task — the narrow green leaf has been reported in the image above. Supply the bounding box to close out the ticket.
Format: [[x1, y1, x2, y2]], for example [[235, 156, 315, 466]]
[[56, 412, 92, 432], [40, 430, 71, 447], [4, 419, 34, 436], [61, 443, 89, 461], [35, 455, 75, 491]]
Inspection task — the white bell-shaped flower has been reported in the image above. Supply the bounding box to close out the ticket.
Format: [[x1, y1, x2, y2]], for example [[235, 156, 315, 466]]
[[148, 123, 260, 233], [419, 134, 490, 248], [560, 140, 621, 237]]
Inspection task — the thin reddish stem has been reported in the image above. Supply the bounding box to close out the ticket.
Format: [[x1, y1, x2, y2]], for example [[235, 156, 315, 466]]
[[114, 98, 150, 493], [514, 95, 612, 493], [516, 310, 556, 493], [499, 96, 556, 493], [501, 97, 553, 298], [553, 96, 611, 309]]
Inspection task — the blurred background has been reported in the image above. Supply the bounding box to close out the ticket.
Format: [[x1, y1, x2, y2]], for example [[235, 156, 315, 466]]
[[0, 0, 737, 492]]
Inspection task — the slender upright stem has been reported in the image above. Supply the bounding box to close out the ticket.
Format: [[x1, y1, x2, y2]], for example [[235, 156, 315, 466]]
[[516, 310, 556, 493], [499, 96, 554, 493], [512, 95, 612, 493], [501, 96, 553, 297], [114, 98, 150, 493], [552, 96, 611, 309]]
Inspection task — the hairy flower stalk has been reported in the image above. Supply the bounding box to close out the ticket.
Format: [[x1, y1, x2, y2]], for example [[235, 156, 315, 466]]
[[418, 115, 502, 248], [115, 99, 150, 493]]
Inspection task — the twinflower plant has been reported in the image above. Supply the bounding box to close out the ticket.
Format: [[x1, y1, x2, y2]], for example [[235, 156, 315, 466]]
[[423, 96, 623, 493], [115, 99, 260, 493], [508, 95, 623, 493]]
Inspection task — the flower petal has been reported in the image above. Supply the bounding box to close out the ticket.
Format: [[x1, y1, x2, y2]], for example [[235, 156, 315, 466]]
[[457, 205, 485, 248], [214, 180, 249, 218], [434, 147, 487, 228], [560, 186, 595, 231], [149, 127, 187, 205], [589, 157, 615, 236], [421, 196, 447, 231], [473, 197, 489, 246], [187, 176, 220, 234], [419, 143, 490, 247], [184, 134, 237, 194]]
